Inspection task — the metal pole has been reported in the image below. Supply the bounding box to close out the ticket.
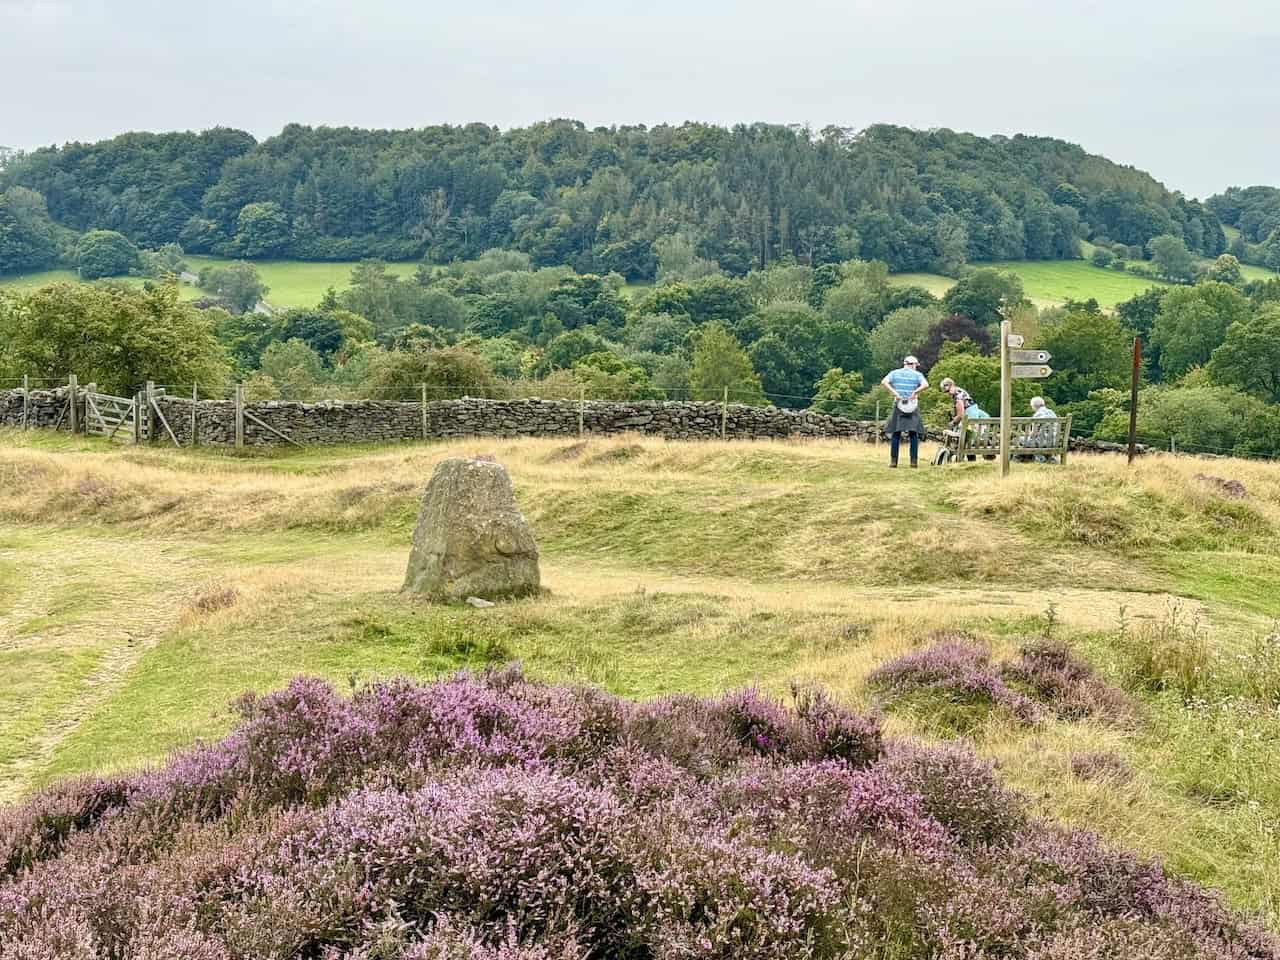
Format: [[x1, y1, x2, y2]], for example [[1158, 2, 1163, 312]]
[[234, 382, 245, 450], [1127, 337, 1141, 465], [68, 374, 79, 435], [999, 319, 1011, 478], [874, 398, 880, 446], [21, 375, 29, 429], [720, 386, 728, 440]]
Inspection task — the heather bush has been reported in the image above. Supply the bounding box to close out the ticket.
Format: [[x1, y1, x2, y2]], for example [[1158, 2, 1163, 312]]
[[1002, 639, 1136, 723], [875, 741, 1026, 846], [867, 637, 1043, 730], [0, 776, 130, 877], [0, 673, 1275, 959], [791, 685, 884, 767]]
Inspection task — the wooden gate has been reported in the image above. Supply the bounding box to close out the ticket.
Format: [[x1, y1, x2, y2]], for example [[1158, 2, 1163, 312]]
[[83, 390, 137, 442]]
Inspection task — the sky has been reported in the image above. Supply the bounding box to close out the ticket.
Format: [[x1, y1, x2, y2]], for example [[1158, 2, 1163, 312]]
[[1, 0, 1276, 199]]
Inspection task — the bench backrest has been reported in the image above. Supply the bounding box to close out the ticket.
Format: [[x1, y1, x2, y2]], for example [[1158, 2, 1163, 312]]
[[956, 414, 1073, 459]]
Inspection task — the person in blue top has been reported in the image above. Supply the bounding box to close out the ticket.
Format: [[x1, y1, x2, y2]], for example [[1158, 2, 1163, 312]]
[[880, 355, 928, 468], [940, 377, 992, 461]]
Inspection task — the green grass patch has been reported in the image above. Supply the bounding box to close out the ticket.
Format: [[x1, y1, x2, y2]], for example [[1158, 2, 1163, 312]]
[[185, 255, 418, 309]]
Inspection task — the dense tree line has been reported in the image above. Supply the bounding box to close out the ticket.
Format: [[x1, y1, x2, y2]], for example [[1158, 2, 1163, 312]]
[[1, 121, 1230, 277], [5, 250, 1280, 459], [1206, 186, 1280, 270]]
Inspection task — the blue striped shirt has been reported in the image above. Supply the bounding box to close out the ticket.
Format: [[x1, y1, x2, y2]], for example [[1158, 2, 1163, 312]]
[[884, 368, 926, 400]]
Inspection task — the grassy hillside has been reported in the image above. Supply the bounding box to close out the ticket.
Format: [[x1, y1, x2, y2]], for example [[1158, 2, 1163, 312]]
[[1, 429, 1278, 926], [0, 258, 418, 310], [889, 257, 1279, 310], [890, 261, 1172, 309]]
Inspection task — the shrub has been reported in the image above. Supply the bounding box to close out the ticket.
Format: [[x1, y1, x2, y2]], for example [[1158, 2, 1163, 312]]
[[0, 674, 1272, 959], [867, 637, 1043, 728], [1002, 639, 1135, 723], [876, 742, 1026, 846]]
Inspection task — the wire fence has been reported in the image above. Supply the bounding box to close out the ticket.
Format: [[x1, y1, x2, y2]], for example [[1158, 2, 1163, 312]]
[[3, 373, 1279, 463]]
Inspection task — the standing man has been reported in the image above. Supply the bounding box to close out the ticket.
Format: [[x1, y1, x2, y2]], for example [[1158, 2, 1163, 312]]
[[880, 355, 928, 468]]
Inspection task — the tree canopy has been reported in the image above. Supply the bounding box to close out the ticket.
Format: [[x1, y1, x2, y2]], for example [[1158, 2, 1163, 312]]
[[0, 122, 1229, 277]]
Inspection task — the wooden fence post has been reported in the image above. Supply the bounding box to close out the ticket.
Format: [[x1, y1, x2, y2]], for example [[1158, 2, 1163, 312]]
[[191, 383, 198, 447], [578, 386, 585, 438], [145, 381, 156, 444], [1127, 337, 1141, 466], [720, 386, 728, 440], [999, 319, 1012, 478], [234, 382, 245, 450], [874, 398, 880, 446], [133, 391, 142, 444], [68, 374, 79, 435], [420, 383, 428, 441], [21, 375, 29, 430]]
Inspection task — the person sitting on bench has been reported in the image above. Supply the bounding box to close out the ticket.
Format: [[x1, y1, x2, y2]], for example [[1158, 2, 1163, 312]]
[[939, 378, 990, 460], [1029, 396, 1059, 462]]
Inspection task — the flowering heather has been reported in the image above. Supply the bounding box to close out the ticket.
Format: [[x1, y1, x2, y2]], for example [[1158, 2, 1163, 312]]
[[867, 637, 1044, 725], [0, 669, 1275, 959], [1003, 639, 1136, 723]]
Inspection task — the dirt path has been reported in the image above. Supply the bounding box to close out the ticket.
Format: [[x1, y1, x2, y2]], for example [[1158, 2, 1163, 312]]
[[0, 533, 201, 802]]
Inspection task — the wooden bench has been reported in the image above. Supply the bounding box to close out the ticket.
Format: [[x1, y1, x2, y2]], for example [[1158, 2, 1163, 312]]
[[936, 414, 1072, 466]]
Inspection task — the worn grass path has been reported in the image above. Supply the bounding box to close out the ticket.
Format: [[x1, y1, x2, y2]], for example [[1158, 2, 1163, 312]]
[[0, 530, 199, 802]]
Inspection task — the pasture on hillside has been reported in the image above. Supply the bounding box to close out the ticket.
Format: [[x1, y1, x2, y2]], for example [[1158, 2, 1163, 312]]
[[3, 255, 1275, 313], [2, 429, 1280, 927], [890, 257, 1280, 309]]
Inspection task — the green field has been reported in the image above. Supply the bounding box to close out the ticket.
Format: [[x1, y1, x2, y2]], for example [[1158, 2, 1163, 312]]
[[891, 257, 1278, 310], [2, 430, 1280, 925], [3, 254, 1275, 315], [0, 257, 419, 311], [184, 255, 418, 308]]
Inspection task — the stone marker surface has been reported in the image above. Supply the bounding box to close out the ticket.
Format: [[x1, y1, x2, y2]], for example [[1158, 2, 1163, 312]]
[[403, 458, 540, 600]]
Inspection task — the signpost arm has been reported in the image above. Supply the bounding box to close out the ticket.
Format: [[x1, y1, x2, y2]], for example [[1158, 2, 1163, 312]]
[[1000, 320, 1011, 478], [1127, 337, 1141, 465]]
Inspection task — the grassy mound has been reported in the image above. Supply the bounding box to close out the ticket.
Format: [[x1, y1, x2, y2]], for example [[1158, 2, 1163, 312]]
[[2, 670, 1274, 960]]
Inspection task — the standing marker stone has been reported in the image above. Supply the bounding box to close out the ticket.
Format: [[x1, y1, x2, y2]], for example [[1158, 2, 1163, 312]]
[[403, 457, 540, 600]]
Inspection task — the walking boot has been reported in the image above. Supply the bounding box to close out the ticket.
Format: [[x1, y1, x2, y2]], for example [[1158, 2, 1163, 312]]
[[910, 458, 919, 468], [889, 459, 898, 468]]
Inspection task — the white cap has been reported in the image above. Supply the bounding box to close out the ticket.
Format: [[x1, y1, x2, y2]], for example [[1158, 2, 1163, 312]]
[[904, 355, 919, 365]]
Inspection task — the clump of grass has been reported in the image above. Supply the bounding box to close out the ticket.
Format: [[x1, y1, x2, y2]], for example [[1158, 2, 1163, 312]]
[[1118, 602, 1212, 701], [1237, 630, 1280, 708], [182, 582, 240, 621], [1070, 751, 1134, 783]]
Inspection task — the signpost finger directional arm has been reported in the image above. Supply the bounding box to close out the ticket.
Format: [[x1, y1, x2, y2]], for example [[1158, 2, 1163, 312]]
[[1011, 364, 1053, 379]]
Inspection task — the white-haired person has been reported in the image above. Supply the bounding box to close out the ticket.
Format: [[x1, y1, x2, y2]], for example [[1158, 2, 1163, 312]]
[[880, 355, 928, 468], [939, 377, 992, 460], [1029, 395, 1059, 462]]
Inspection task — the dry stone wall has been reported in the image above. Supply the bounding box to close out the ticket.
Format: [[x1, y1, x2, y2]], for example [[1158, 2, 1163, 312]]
[[0, 387, 1144, 454]]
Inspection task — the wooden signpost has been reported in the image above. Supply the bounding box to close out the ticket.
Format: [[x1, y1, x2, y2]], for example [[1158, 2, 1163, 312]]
[[998, 319, 1053, 478]]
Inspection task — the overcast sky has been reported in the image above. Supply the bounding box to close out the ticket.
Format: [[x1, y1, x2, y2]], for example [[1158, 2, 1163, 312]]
[[1, 0, 1275, 199]]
